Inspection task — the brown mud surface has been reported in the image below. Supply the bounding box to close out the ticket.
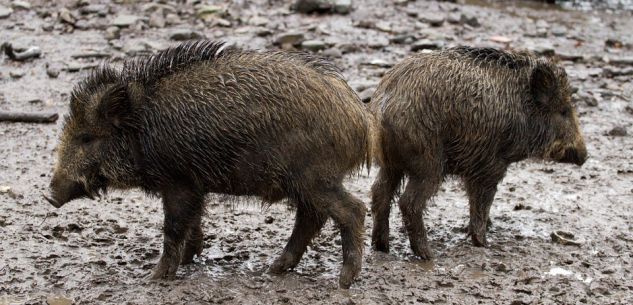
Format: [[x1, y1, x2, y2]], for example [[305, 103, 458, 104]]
[[1, 0, 632, 304]]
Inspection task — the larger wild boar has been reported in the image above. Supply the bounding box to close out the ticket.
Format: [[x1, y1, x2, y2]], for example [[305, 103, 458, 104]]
[[370, 47, 587, 259], [45, 40, 372, 288]]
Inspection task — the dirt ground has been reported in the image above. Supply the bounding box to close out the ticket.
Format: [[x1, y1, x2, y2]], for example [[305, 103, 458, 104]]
[[1, 0, 632, 304]]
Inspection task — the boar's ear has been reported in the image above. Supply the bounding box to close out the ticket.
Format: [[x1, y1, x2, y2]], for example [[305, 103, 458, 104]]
[[97, 83, 130, 129], [530, 62, 557, 110]]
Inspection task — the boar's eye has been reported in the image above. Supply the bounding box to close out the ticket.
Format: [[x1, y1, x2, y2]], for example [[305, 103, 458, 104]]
[[77, 133, 95, 145], [560, 108, 570, 117]]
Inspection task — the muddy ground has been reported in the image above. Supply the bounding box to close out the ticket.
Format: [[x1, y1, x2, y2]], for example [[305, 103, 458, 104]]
[[1, 0, 632, 304]]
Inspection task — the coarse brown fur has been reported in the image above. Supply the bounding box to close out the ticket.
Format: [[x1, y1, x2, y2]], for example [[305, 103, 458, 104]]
[[369, 46, 587, 259], [46, 40, 373, 288]]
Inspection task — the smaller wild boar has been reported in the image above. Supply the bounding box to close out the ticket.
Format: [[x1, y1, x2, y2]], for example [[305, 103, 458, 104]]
[[45, 40, 372, 288], [369, 47, 588, 259]]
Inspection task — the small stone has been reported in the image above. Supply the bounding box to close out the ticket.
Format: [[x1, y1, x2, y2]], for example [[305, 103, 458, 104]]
[[390, 34, 415, 44], [333, 0, 352, 14], [574, 92, 598, 107], [535, 19, 549, 29], [605, 38, 623, 48], [460, 14, 480, 27], [264, 216, 274, 224], [111, 14, 140, 27], [46, 65, 60, 78], [603, 67, 633, 77], [367, 37, 389, 49], [249, 16, 269, 26], [196, 5, 223, 18], [165, 13, 180, 25], [411, 39, 442, 51], [359, 87, 374, 103], [59, 8, 75, 24], [604, 56, 633, 66], [12, 1, 31, 10], [149, 10, 165, 28], [447, 13, 461, 24], [608, 126, 627, 137], [9, 70, 25, 78], [169, 29, 204, 41], [529, 44, 555, 57], [301, 40, 326, 52], [104, 26, 120, 40], [366, 59, 392, 68], [321, 47, 342, 58], [0, 185, 11, 193], [550, 231, 582, 246], [490, 36, 512, 44], [0, 5, 13, 18], [273, 31, 305, 46], [419, 14, 445, 27], [551, 26, 567, 37], [79, 4, 107, 15], [374, 21, 392, 33], [294, 0, 331, 14]]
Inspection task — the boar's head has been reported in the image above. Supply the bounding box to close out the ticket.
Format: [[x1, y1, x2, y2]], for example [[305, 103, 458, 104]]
[[530, 61, 588, 166], [45, 66, 138, 208]]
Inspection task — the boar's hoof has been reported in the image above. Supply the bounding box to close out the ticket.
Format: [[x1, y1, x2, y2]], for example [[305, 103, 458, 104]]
[[149, 259, 179, 281], [411, 243, 434, 260], [371, 233, 390, 253], [339, 260, 361, 289], [269, 252, 298, 274], [181, 240, 203, 265], [469, 232, 488, 247]]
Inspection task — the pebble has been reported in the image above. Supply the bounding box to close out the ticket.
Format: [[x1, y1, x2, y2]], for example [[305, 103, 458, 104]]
[[104, 26, 120, 40], [9, 70, 25, 78], [79, 4, 107, 15], [359, 87, 374, 103], [0, 5, 12, 18], [365, 58, 392, 68], [301, 40, 327, 52], [196, 5, 224, 18], [111, 14, 140, 27], [249, 16, 269, 26], [603, 67, 633, 77], [169, 29, 204, 41], [575, 92, 598, 107], [264, 216, 274, 224], [550, 231, 582, 246], [419, 14, 445, 27], [604, 56, 633, 66], [12, 1, 31, 10], [59, 8, 75, 24], [46, 65, 60, 78], [460, 14, 480, 27], [149, 10, 166, 28], [321, 47, 342, 58], [608, 126, 627, 137], [333, 0, 353, 14], [411, 39, 443, 51], [490, 36, 512, 44], [367, 36, 389, 49], [165, 13, 180, 25], [274, 32, 305, 46]]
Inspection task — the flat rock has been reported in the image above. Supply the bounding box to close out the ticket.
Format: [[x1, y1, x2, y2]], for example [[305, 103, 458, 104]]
[[0, 5, 13, 18], [12, 1, 31, 10], [411, 39, 443, 51], [419, 14, 445, 27], [111, 14, 140, 27], [169, 29, 204, 41], [333, 0, 352, 14], [608, 126, 627, 137], [301, 40, 326, 51], [274, 32, 305, 46]]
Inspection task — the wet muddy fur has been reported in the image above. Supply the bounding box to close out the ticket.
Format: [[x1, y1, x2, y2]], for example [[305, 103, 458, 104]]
[[48, 41, 372, 288], [369, 47, 587, 259]]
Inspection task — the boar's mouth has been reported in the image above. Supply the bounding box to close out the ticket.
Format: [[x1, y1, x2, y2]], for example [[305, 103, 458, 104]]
[[45, 174, 108, 208], [557, 148, 587, 166]]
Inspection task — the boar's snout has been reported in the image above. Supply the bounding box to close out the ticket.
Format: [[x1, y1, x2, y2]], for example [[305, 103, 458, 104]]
[[559, 146, 587, 166], [44, 172, 92, 208]]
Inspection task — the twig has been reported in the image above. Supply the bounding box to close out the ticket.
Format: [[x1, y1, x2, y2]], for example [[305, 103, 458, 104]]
[[0, 112, 59, 123]]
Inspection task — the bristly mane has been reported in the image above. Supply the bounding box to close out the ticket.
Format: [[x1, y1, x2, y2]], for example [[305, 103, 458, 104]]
[[278, 51, 343, 77], [70, 64, 120, 116], [121, 40, 234, 86], [449, 46, 533, 70]]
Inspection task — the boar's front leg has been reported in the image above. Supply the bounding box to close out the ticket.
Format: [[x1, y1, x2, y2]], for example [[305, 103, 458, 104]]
[[465, 172, 504, 247], [151, 186, 204, 280]]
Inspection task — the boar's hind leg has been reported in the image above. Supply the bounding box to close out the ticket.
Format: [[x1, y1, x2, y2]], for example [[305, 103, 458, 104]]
[[465, 174, 504, 247], [398, 174, 440, 260], [151, 187, 204, 280], [181, 213, 203, 265], [370, 167, 403, 253], [269, 204, 327, 274], [325, 189, 366, 289]]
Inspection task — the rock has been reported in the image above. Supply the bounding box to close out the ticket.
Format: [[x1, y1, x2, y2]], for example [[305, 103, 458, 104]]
[[411, 39, 443, 51], [359, 87, 374, 103], [149, 10, 166, 28], [603, 67, 633, 77], [111, 14, 140, 27], [460, 14, 480, 27], [165, 13, 180, 25], [447, 13, 461, 24], [46, 296, 73, 305], [274, 32, 305, 46], [196, 5, 224, 19], [557, 52, 583, 62], [605, 38, 623, 49], [608, 126, 627, 137], [490, 36, 512, 44], [332, 0, 352, 14], [249, 16, 269, 26], [46, 65, 60, 78], [0, 185, 11, 193], [104, 26, 120, 40], [365, 59, 392, 68], [301, 40, 327, 52], [264, 216, 274, 224], [535, 19, 549, 29], [0, 5, 13, 18], [604, 56, 633, 66], [390, 34, 415, 44], [550, 231, 582, 247], [169, 29, 204, 41], [374, 21, 392, 33], [59, 8, 75, 25], [551, 26, 567, 37], [419, 14, 445, 27], [2, 43, 41, 61], [321, 47, 342, 58], [12, 1, 31, 10], [529, 44, 555, 56], [574, 92, 598, 107], [79, 4, 107, 15], [367, 36, 389, 49]]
